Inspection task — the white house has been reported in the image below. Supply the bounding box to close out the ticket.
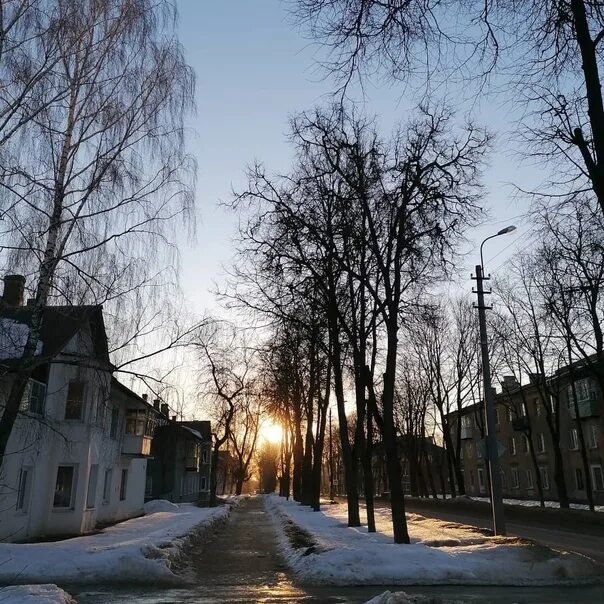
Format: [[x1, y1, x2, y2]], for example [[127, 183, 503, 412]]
[[0, 275, 164, 542]]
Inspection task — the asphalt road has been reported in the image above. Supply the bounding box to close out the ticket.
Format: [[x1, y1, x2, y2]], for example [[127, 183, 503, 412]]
[[400, 498, 604, 564]]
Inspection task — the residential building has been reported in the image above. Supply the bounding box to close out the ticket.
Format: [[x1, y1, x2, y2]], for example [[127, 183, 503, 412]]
[[448, 362, 604, 505], [146, 420, 212, 504], [0, 275, 165, 541]]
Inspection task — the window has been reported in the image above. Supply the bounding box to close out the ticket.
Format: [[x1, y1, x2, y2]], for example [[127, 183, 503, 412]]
[[591, 465, 604, 491], [507, 408, 513, 422], [568, 378, 596, 406], [145, 475, 153, 496], [477, 443, 483, 459], [201, 476, 207, 491], [469, 470, 475, 489], [511, 467, 519, 489], [535, 399, 541, 417], [110, 408, 119, 438], [466, 442, 473, 459], [519, 402, 527, 417], [575, 468, 585, 491], [477, 467, 486, 493], [28, 380, 46, 415], [65, 382, 85, 420], [549, 394, 556, 414], [201, 449, 208, 464], [102, 469, 112, 504], [125, 409, 147, 436], [537, 433, 546, 454], [509, 436, 516, 456], [500, 469, 506, 489], [16, 467, 32, 512], [53, 465, 76, 508], [526, 469, 533, 489], [540, 466, 550, 490], [589, 425, 600, 449], [521, 434, 530, 454], [119, 469, 128, 501], [570, 428, 579, 451], [462, 415, 473, 429], [494, 408, 500, 426], [86, 465, 98, 509]]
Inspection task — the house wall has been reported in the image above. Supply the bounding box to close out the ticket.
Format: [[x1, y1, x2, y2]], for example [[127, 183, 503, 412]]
[[451, 375, 604, 505], [0, 326, 149, 542]]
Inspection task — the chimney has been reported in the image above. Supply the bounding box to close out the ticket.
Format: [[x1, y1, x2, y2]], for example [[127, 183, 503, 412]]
[[2, 275, 25, 306], [500, 376, 520, 392], [142, 394, 148, 402], [153, 399, 160, 410], [171, 415, 177, 422], [160, 402, 168, 416]]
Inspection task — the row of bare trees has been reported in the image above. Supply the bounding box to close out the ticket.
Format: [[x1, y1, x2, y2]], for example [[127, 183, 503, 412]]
[[223, 102, 487, 543]]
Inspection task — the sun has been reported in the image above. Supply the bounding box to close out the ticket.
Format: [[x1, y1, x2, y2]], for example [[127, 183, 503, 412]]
[[261, 420, 283, 444]]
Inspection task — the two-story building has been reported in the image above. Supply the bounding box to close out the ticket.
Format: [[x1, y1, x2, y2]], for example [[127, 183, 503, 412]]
[[0, 274, 166, 541], [146, 420, 212, 504], [449, 363, 604, 505]]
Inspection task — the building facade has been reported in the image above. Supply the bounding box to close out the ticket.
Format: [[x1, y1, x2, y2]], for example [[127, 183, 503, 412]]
[[449, 366, 604, 505], [146, 420, 212, 504], [0, 275, 166, 541]]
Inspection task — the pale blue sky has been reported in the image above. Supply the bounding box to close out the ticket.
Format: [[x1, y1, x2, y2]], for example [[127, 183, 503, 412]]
[[176, 0, 534, 317]]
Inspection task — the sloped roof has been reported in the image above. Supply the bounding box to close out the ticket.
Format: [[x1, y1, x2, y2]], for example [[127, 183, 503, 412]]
[[0, 304, 110, 365]]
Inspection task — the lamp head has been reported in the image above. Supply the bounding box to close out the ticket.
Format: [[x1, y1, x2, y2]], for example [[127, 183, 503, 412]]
[[496, 225, 516, 236]]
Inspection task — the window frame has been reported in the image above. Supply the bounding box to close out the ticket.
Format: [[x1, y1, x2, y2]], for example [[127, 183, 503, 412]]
[[539, 466, 550, 490], [102, 468, 112, 504], [16, 466, 33, 513], [511, 466, 520, 489], [64, 381, 86, 421], [591, 464, 604, 491], [526, 468, 533, 489], [53, 464, 77, 509], [119, 468, 128, 501]]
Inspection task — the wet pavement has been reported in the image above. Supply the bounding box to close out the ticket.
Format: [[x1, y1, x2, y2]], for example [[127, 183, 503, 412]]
[[71, 496, 604, 603]]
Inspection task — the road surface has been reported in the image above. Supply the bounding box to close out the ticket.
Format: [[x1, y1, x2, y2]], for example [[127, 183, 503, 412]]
[[400, 498, 604, 564], [71, 496, 604, 603]]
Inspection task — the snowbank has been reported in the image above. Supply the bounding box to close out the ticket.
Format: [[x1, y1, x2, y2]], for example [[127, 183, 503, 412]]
[[0, 584, 75, 603], [0, 501, 236, 585], [365, 591, 457, 604], [267, 495, 602, 586], [469, 495, 604, 513], [143, 499, 180, 514]]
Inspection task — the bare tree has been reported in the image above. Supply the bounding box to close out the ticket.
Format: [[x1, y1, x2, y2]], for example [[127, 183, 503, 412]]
[[0, 0, 195, 470]]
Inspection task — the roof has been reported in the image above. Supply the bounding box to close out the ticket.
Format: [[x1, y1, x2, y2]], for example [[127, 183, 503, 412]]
[[111, 378, 161, 414], [154, 420, 211, 441], [0, 304, 109, 365]]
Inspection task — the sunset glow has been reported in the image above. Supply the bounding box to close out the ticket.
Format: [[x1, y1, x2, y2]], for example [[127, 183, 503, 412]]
[[260, 420, 283, 444]]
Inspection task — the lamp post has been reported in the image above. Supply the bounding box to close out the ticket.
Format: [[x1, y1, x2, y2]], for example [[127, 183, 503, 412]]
[[473, 225, 516, 536]]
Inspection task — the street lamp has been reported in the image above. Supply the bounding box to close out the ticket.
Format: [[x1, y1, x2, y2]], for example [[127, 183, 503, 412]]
[[473, 225, 516, 536]]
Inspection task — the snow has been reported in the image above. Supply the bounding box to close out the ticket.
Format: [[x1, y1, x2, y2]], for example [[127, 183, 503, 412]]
[[468, 495, 604, 513], [0, 500, 237, 585], [267, 495, 602, 586], [0, 584, 75, 603], [143, 499, 180, 513], [0, 318, 42, 359], [364, 591, 452, 604]]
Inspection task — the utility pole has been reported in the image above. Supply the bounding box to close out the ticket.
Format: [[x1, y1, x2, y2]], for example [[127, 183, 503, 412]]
[[329, 407, 334, 502], [473, 263, 506, 536]]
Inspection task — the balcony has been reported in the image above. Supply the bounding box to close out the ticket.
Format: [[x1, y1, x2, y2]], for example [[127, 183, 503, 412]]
[[569, 398, 600, 419], [122, 434, 152, 456], [185, 455, 199, 471], [460, 426, 473, 440], [512, 416, 530, 431]]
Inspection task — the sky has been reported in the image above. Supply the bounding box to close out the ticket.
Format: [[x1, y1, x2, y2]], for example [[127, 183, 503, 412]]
[[176, 1, 538, 320]]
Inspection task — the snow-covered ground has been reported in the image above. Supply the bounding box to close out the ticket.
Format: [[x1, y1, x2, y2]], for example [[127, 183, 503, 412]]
[[0, 499, 237, 586], [267, 495, 603, 586], [467, 495, 604, 512], [0, 584, 75, 603]]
